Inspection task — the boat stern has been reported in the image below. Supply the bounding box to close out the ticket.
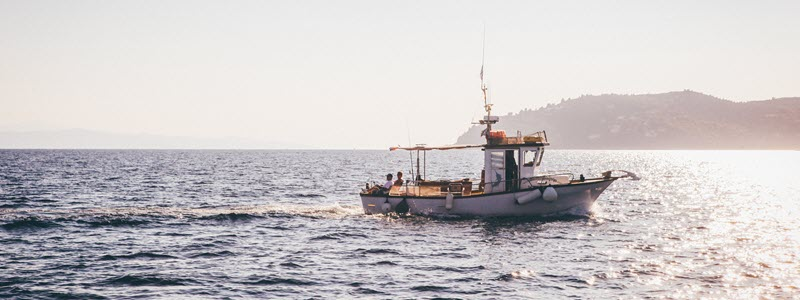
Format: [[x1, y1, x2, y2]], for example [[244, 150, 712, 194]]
[[359, 194, 392, 215]]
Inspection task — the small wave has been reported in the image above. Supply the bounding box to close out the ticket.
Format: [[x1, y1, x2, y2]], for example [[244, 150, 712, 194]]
[[187, 251, 234, 258], [43, 262, 89, 271], [288, 193, 326, 198], [279, 262, 303, 268], [410, 285, 449, 292], [99, 252, 178, 261], [40, 291, 106, 300], [153, 231, 193, 236], [196, 213, 265, 222], [496, 269, 536, 281], [0, 278, 27, 287], [181, 241, 232, 251], [263, 225, 291, 231], [416, 265, 486, 273], [2, 288, 106, 300], [0, 203, 27, 209], [0, 196, 32, 209], [241, 276, 316, 286], [358, 248, 401, 255], [1, 217, 61, 231], [0, 237, 30, 245], [77, 217, 151, 227], [0, 196, 31, 202], [309, 234, 338, 240], [353, 287, 389, 295], [103, 274, 197, 286], [429, 252, 472, 259], [373, 261, 398, 266], [454, 277, 481, 282], [34, 199, 58, 203], [310, 232, 369, 240]]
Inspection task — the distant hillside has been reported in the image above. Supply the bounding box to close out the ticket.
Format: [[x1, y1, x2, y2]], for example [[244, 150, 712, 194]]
[[456, 91, 800, 149]]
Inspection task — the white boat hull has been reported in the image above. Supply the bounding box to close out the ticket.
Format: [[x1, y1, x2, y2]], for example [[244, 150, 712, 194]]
[[360, 179, 615, 217]]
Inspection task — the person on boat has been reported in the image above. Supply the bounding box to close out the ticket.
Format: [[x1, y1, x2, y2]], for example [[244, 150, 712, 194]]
[[383, 173, 394, 189], [364, 173, 395, 195], [394, 171, 404, 186]]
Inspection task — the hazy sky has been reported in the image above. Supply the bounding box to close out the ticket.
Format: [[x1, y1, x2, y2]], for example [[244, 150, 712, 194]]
[[2, 1, 798, 149]]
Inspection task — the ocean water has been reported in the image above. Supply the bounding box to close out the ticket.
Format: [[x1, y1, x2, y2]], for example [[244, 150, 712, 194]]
[[1, 149, 798, 299]]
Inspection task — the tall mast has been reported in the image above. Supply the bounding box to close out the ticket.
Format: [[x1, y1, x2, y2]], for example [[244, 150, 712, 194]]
[[477, 26, 497, 143], [481, 29, 489, 115]]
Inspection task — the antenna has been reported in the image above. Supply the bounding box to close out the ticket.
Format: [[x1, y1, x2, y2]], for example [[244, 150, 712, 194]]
[[405, 117, 412, 148], [476, 24, 497, 143], [480, 24, 488, 109], [406, 118, 415, 182]]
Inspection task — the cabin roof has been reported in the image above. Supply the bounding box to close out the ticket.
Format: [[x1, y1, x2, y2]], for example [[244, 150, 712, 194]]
[[389, 144, 484, 151], [389, 142, 549, 151], [484, 142, 550, 149]]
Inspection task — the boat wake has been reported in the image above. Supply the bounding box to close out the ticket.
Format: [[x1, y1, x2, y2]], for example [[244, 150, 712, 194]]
[[0, 203, 364, 229]]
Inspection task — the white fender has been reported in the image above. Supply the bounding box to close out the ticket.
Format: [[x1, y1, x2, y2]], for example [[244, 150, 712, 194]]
[[381, 201, 392, 213], [445, 192, 454, 210], [514, 189, 542, 205], [543, 187, 558, 202]]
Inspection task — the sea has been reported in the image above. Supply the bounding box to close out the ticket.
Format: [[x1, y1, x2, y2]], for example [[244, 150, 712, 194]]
[[1, 149, 798, 299]]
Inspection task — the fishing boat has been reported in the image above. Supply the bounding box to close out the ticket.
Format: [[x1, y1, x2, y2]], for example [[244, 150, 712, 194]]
[[359, 58, 637, 217]]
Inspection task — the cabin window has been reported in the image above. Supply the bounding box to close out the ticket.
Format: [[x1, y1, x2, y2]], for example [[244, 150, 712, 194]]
[[536, 148, 545, 166], [490, 151, 504, 169], [523, 150, 536, 167]]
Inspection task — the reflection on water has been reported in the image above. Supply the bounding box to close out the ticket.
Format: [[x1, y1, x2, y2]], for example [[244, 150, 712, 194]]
[[0, 150, 798, 298]]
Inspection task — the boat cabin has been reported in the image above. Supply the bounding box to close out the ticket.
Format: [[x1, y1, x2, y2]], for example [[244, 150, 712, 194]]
[[382, 131, 560, 198], [480, 130, 553, 194]]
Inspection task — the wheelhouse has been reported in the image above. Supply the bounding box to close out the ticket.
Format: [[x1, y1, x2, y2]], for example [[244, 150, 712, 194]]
[[383, 131, 558, 198]]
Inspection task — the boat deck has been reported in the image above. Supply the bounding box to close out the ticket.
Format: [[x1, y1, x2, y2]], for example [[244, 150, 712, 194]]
[[370, 176, 614, 198]]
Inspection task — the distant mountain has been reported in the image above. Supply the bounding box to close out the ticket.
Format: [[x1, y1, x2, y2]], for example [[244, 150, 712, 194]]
[[0, 129, 310, 149], [456, 91, 800, 149]]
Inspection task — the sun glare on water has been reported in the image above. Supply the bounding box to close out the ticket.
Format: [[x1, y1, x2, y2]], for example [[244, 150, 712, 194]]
[[632, 150, 800, 297]]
